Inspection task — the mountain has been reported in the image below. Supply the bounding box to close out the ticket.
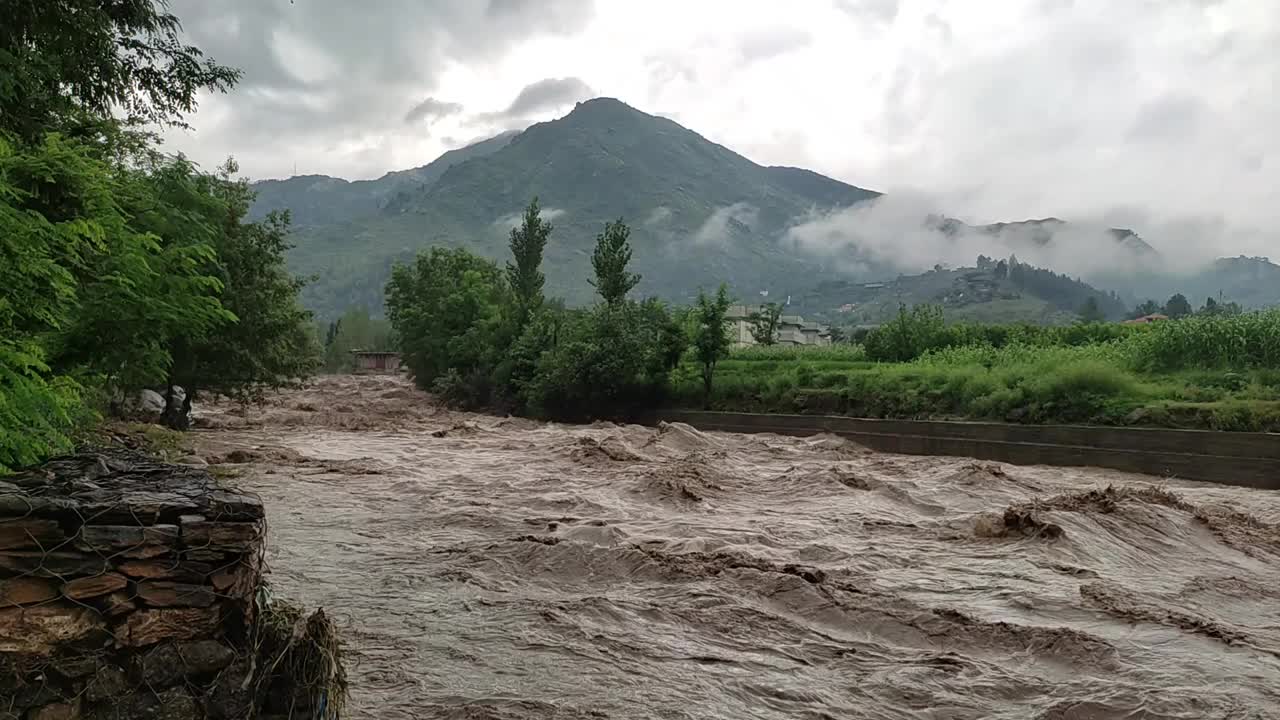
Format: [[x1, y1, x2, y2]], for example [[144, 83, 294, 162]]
[[792, 259, 1127, 326], [270, 98, 884, 316], [1105, 255, 1280, 309], [247, 130, 518, 227], [248, 97, 1271, 319]]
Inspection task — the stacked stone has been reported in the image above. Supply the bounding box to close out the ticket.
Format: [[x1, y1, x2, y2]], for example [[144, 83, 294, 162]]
[[0, 450, 265, 719]]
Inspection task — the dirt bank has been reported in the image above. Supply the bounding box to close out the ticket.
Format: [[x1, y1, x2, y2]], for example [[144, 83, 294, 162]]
[[194, 374, 1280, 719]]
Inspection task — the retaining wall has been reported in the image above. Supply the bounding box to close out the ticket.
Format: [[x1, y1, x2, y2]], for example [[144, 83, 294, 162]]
[[0, 449, 328, 719], [653, 411, 1280, 489]]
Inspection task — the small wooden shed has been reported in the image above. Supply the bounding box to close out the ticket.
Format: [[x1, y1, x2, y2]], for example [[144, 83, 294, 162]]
[[351, 350, 402, 373]]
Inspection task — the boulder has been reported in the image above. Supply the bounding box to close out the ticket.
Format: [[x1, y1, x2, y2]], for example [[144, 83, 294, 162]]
[[0, 604, 103, 653], [114, 607, 221, 647]]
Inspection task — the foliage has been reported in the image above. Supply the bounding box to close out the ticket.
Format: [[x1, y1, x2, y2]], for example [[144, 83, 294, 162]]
[[589, 218, 641, 305], [162, 163, 319, 428], [1129, 309, 1280, 372], [748, 303, 783, 345], [505, 197, 553, 326], [691, 285, 733, 408], [0, 0, 316, 462], [0, 0, 240, 139], [1077, 297, 1105, 323], [321, 308, 396, 372], [386, 247, 508, 390], [1130, 299, 1162, 319], [1163, 293, 1193, 319], [524, 300, 683, 420], [672, 310, 1280, 432]]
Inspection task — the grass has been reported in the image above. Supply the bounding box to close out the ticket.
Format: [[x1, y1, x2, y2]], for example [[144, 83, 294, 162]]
[[672, 310, 1280, 432]]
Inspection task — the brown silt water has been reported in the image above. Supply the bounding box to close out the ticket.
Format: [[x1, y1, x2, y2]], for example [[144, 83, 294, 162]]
[[195, 374, 1280, 719]]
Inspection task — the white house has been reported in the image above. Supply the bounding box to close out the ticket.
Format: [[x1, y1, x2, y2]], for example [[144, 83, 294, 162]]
[[725, 305, 831, 348]]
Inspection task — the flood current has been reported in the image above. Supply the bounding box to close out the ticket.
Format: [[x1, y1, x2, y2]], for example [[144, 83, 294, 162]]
[[195, 374, 1280, 719]]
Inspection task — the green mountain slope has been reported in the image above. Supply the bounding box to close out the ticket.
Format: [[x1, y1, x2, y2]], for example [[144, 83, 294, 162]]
[[793, 258, 1127, 326], [274, 98, 881, 316], [251, 97, 1275, 320], [247, 130, 517, 228]]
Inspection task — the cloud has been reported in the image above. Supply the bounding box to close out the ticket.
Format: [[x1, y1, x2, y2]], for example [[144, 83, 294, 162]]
[[493, 207, 566, 231], [833, 0, 899, 25], [644, 206, 673, 225], [736, 27, 813, 63], [160, 0, 593, 179], [404, 98, 464, 125], [479, 77, 596, 125], [693, 203, 760, 245], [783, 191, 1172, 278]]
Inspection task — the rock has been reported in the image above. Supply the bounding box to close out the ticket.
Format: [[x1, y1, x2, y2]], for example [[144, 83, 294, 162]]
[[180, 516, 263, 553], [0, 577, 59, 605], [84, 664, 128, 703], [76, 525, 179, 559], [175, 455, 207, 467], [135, 580, 216, 608], [0, 551, 110, 578], [0, 494, 79, 520], [114, 607, 221, 647], [210, 556, 261, 601], [87, 687, 200, 720], [116, 559, 212, 582], [78, 492, 202, 526], [206, 490, 265, 521], [49, 656, 100, 679], [0, 604, 103, 653], [0, 518, 65, 550], [28, 699, 80, 720], [140, 640, 235, 688], [97, 591, 135, 617], [62, 573, 128, 600], [204, 659, 258, 720]]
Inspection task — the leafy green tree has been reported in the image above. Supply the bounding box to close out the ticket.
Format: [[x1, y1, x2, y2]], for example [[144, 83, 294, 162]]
[[524, 300, 682, 420], [589, 219, 640, 304], [386, 247, 508, 391], [1077, 297, 1105, 323], [1, 0, 239, 139], [691, 285, 733, 408], [864, 304, 947, 362], [505, 197, 553, 326], [1130, 299, 1162, 319], [160, 164, 320, 428], [322, 307, 396, 372], [748, 303, 783, 345], [1163, 293, 1193, 319]]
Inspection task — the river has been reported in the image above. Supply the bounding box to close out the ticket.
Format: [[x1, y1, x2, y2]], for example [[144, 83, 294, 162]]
[[194, 374, 1280, 719]]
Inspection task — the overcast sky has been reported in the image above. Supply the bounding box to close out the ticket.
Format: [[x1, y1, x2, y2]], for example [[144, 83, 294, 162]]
[[163, 0, 1278, 258]]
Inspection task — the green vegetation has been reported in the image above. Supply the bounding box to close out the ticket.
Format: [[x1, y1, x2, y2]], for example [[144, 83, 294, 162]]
[[320, 308, 396, 372], [670, 307, 1280, 432], [0, 1, 317, 469], [388, 200, 690, 420]]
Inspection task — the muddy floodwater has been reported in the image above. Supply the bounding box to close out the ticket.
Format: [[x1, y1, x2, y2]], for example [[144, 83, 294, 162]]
[[195, 374, 1280, 719]]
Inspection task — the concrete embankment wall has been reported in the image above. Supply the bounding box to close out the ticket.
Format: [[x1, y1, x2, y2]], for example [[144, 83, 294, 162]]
[[653, 411, 1280, 489]]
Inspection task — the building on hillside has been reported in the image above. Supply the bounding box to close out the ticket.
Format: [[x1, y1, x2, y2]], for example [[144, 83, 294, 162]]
[[725, 305, 832, 347], [351, 350, 402, 373], [1123, 313, 1169, 325]]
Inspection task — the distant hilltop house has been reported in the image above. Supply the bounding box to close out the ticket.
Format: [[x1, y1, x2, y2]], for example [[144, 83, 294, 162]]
[[725, 305, 832, 347], [350, 350, 402, 373], [1123, 313, 1169, 325]]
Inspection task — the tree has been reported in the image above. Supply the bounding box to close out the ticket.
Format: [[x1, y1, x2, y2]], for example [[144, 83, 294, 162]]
[[386, 247, 508, 390], [748, 303, 783, 345], [1163, 293, 1193, 319], [1077, 297, 1105, 323], [1130, 299, 1162, 319], [160, 163, 320, 428], [589, 219, 640, 304], [505, 197, 553, 327], [1, 0, 240, 140], [691, 285, 733, 409], [322, 307, 396, 372]]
